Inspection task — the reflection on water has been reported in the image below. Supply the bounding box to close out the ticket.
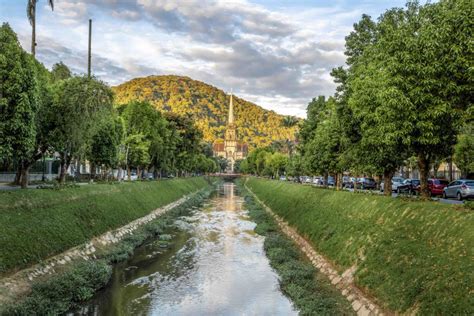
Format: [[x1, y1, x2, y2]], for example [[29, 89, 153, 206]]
[[76, 182, 297, 316]]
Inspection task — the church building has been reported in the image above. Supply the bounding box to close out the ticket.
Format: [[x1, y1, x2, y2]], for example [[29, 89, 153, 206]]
[[213, 93, 248, 172]]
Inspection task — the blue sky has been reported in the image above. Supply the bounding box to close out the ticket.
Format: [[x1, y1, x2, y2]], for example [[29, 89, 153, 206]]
[[0, 0, 409, 117]]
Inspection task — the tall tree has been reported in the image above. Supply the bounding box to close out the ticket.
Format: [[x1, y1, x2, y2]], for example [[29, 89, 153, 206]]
[[51, 61, 71, 82], [0, 23, 39, 188], [453, 123, 474, 178], [50, 76, 113, 184], [27, 0, 54, 56], [372, 1, 472, 197]]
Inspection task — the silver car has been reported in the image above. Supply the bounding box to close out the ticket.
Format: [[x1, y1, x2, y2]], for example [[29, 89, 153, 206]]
[[380, 177, 405, 192], [443, 179, 474, 200]]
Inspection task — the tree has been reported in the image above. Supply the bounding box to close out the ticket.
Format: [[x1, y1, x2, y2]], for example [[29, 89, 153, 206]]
[[369, 1, 473, 197], [89, 117, 123, 179], [27, 0, 54, 56], [120, 101, 168, 178], [304, 98, 344, 186], [0, 23, 39, 188], [453, 124, 474, 178], [50, 76, 114, 184], [282, 116, 298, 128], [51, 61, 71, 82], [268, 152, 288, 178], [286, 154, 305, 181]]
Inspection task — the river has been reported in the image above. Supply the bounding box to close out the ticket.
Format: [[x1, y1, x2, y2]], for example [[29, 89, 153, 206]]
[[75, 182, 297, 315]]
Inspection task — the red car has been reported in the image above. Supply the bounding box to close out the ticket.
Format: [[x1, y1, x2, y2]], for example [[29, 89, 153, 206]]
[[428, 179, 449, 196]]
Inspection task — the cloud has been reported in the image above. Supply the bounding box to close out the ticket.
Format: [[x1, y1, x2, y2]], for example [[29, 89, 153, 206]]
[[5, 0, 400, 117]]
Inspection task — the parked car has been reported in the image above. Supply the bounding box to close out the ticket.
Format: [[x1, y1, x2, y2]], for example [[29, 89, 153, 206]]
[[443, 179, 474, 200], [327, 176, 335, 186], [342, 176, 351, 188], [396, 179, 420, 194], [356, 177, 376, 190], [279, 176, 287, 181], [428, 178, 449, 196], [313, 176, 324, 186], [304, 176, 313, 184], [380, 176, 405, 192]]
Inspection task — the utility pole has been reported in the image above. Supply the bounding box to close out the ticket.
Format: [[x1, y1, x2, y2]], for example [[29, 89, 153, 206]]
[[31, 2, 36, 56], [88, 19, 92, 78]]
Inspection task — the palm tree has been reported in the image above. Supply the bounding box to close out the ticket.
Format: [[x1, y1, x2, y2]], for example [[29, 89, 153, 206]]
[[282, 115, 298, 128], [27, 0, 54, 56]]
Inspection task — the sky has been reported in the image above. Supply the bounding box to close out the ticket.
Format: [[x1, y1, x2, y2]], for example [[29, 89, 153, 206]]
[[0, 0, 409, 117]]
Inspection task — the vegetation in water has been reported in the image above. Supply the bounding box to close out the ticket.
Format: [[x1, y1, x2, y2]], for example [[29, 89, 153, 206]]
[[2, 260, 112, 316], [1, 184, 216, 315], [246, 178, 474, 314], [241, 184, 354, 315]]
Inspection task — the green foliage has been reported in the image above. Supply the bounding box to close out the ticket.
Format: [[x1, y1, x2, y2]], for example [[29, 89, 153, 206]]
[[4, 260, 111, 316], [51, 61, 71, 82], [453, 123, 474, 178], [247, 178, 474, 314], [89, 117, 123, 169], [50, 75, 114, 181], [0, 23, 38, 163], [243, 189, 354, 316], [0, 178, 209, 275], [113, 75, 298, 150]]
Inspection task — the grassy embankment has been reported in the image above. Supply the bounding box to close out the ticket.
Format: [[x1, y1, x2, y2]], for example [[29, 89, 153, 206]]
[[240, 184, 354, 315], [3, 186, 215, 315], [0, 177, 211, 276], [246, 178, 474, 315]]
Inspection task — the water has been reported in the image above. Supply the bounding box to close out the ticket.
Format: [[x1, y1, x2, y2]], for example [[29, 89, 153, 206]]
[[76, 182, 297, 316]]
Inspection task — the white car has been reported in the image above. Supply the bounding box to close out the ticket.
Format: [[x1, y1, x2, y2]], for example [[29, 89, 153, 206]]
[[380, 177, 405, 192], [313, 177, 324, 186]]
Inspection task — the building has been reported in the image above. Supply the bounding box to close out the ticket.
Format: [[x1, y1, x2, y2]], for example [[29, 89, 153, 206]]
[[213, 93, 248, 172]]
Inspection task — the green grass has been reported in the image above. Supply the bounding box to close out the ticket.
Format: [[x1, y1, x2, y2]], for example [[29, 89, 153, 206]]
[[2, 260, 112, 316], [2, 186, 215, 315], [0, 178, 211, 275], [246, 178, 474, 315], [242, 188, 354, 315]]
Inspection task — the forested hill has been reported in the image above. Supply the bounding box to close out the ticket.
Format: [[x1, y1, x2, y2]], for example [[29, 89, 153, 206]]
[[113, 75, 298, 149]]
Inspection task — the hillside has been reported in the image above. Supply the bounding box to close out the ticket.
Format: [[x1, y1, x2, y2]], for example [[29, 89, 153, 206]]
[[113, 75, 298, 149]]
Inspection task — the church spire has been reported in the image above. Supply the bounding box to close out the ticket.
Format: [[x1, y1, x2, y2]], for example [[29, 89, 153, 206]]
[[228, 92, 234, 125]]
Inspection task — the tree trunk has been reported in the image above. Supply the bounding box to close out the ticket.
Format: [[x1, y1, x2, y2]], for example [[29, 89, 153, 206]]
[[336, 173, 343, 191], [127, 166, 131, 181], [75, 159, 81, 181], [14, 165, 22, 185], [20, 164, 30, 189], [383, 170, 393, 197], [90, 162, 96, 181], [417, 154, 430, 198], [323, 172, 329, 188], [448, 157, 453, 182], [59, 161, 67, 184]]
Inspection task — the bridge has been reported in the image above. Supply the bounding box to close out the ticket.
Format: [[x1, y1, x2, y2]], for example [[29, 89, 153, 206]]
[[212, 173, 243, 180]]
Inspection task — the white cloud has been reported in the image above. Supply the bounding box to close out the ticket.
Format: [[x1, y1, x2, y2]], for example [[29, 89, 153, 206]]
[[2, 0, 407, 118]]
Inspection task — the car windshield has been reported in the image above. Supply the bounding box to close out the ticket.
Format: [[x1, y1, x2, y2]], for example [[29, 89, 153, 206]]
[[393, 177, 404, 183], [465, 181, 474, 187], [435, 180, 449, 185], [412, 180, 420, 185]]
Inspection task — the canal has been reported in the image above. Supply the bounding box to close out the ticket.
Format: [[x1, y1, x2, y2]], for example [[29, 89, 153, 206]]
[[75, 182, 297, 315]]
